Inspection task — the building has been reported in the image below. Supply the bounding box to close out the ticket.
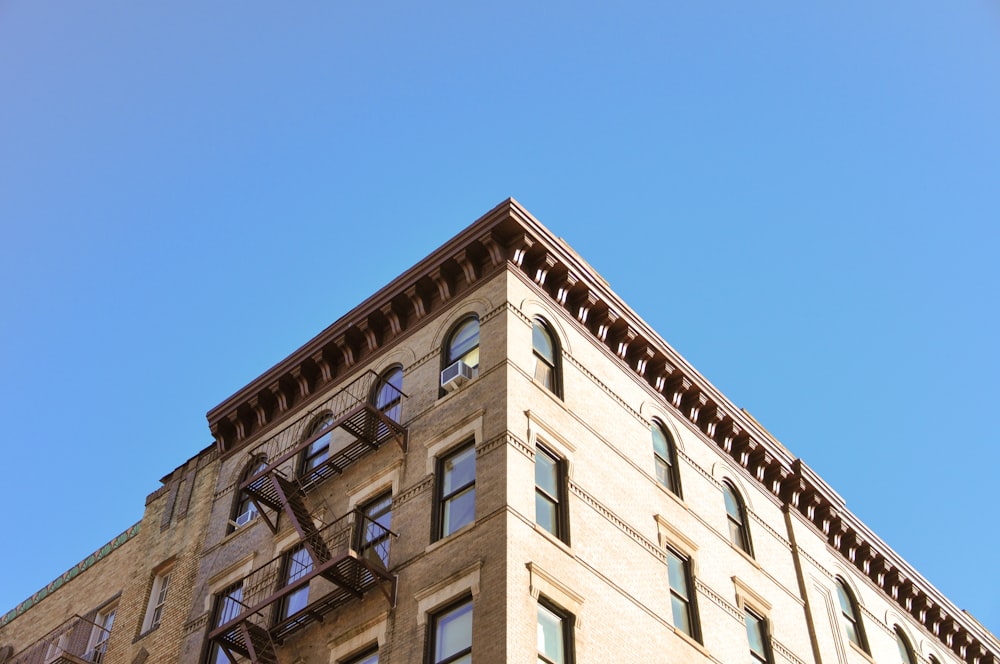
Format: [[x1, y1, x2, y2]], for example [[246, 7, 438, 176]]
[[0, 199, 996, 664]]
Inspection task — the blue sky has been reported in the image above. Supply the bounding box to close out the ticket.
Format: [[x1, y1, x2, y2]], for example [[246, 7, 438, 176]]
[[1, 0, 997, 636]]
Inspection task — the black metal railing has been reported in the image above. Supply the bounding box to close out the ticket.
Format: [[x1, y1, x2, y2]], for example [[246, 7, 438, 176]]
[[209, 509, 396, 650], [238, 370, 407, 497]]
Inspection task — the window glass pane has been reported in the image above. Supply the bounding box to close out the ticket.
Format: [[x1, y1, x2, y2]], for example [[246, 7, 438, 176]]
[[532, 322, 555, 363], [216, 584, 244, 626], [536, 493, 558, 534], [844, 620, 860, 647], [729, 521, 745, 546], [435, 602, 472, 661], [448, 319, 480, 365], [666, 551, 688, 599], [670, 595, 691, 634], [836, 582, 853, 616], [724, 485, 742, 521], [443, 487, 475, 535], [310, 415, 334, 437], [652, 425, 669, 458], [443, 447, 476, 494], [364, 493, 393, 531], [654, 458, 671, 487], [537, 605, 565, 663], [362, 493, 393, 566], [533, 360, 554, 389], [896, 629, 915, 664], [282, 547, 313, 617], [535, 449, 558, 496], [376, 367, 403, 421], [746, 612, 767, 657]]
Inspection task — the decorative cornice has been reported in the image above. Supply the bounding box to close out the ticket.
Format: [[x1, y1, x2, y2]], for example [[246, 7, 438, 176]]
[[1, 523, 141, 627], [206, 199, 526, 454]]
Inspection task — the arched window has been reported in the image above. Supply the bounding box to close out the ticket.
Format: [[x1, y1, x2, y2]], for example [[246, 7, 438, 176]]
[[894, 626, 916, 664], [532, 317, 561, 396], [373, 365, 404, 423], [230, 456, 267, 531], [300, 413, 334, 478], [445, 316, 480, 371], [835, 578, 869, 653], [723, 481, 752, 555], [651, 421, 681, 497]]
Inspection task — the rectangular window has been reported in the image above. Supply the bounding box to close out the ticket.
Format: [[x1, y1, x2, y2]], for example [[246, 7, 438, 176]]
[[666, 548, 700, 642], [345, 647, 379, 664], [278, 545, 313, 620], [142, 567, 173, 633], [537, 601, 575, 664], [206, 581, 243, 664], [535, 445, 568, 543], [437, 444, 475, 539], [428, 598, 472, 664], [86, 603, 117, 663], [745, 609, 772, 664], [360, 491, 393, 568]]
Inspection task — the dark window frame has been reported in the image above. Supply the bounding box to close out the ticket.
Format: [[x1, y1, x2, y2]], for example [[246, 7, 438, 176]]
[[532, 317, 562, 398], [204, 580, 244, 664], [372, 365, 404, 423], [537, 598, 576, 664], [534, 443, 570, 544], [434, 442, 476, 541], [358, 490, 393, 569], [299, 412, 335, 480], [275, 544, 313, 623], [744, 607, 773, 664], [666, 546, 701, 642], [723, 480, 753, 556], [894, 625, 917, 664], [425, 595, 473, 664], [835, 577, 870, 654], [651, 420, 682, 498], [444, 316, 481, 365]]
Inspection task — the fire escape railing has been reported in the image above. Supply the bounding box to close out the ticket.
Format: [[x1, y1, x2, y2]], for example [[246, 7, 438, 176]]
[[208, 510, 396, 663], [240, 370, 407, 528], [9, 614, 110, 664]]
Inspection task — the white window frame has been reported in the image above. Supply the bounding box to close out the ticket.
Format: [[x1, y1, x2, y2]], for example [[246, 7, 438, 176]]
[[142, 564, 174, 633], [85, 601, 117, 663]]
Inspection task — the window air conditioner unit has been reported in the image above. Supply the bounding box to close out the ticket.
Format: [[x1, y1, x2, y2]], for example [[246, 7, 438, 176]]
[[441, 360, 474, 392], [230, 510, 254, 529]]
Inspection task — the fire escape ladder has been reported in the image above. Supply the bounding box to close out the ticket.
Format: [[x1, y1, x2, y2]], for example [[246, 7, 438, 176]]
[[240, 621, 279, 664], [268, 474, 331, 565]]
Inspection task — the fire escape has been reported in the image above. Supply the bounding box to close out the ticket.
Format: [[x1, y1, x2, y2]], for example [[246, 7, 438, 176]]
[[208, 371, 407, 664], [9, 614, 112, 664]]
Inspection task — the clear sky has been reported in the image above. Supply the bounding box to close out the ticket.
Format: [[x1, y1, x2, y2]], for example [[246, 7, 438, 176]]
[[1, 0, 997, 638]]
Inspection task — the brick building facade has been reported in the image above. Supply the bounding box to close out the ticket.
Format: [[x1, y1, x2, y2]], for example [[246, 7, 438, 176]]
[[1, 200, 996, 664]]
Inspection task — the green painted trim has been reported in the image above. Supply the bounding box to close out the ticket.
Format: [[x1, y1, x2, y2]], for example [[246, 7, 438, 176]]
[[0, 522, 141, 627]]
